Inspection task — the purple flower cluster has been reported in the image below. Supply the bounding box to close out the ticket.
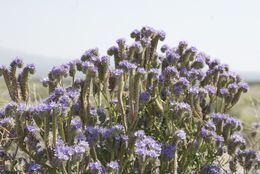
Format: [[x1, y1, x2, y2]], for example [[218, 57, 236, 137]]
[[175, 130, 186, 141], [54, 138, 89, 161], [161, 144, 176, 160], [134, 131, 161, 158], [200, 164, 221, 174], [0, 26, 253, 174]]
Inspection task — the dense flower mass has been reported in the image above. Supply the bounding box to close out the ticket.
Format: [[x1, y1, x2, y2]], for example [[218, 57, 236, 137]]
[[0, 26, 259, 174]]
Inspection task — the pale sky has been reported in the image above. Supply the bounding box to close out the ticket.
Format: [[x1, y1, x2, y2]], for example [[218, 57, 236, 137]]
[[0, 0, 260, 73]]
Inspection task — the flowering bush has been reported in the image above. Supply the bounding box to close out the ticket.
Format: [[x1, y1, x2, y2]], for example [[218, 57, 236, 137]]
[[0, 26, 259, 174]]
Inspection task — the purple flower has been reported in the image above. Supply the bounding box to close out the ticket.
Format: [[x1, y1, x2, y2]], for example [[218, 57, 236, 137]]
[[200, 164, 221, 174], [83, 48, 99, 58], [112, 69, 124, 76], [189, 86, 200, 95], [208, 59, 220, 68], [107, 46, 119, 56], [82, 61, 97, 73], [131, 29, 140, 38], [178, 77, 190, 87], [228, 83, 239, 91], [90, 107, 97, 116], [157, 30, 166, 41], [187, 46, 197, 54], [66, 88, 79, 100], [76, 133, 86, 142], [164, 66, 178, 76], [134, 130, 146, 138], [175, 130, 186, 140], [137, 68, 146, 74], [225, 117, 241, 128], [204, 121, 216, 130], [212, 113, 228, 122], [195, 56, 205, 64], [161, 44, 170, 52], [25, 64, 36, 74], [115, 134, 129, 142], [238, 82, 249, 92], [27, 163, 41, 172], [0, 118, 13, 125], [188, 68, 205, 80], [101, 127, 117, 139], [85, 127, 101, 144], [74, 140, 89, 154], [219, 88, 229, 96], [149, 68, 160, 76], [107, 161, 119, 170], [89, 161, 103, 172], [71, 119, 82, 129], [0, 109, 4, 118], [205, 85, 217, 94], [217, 64, 229, 72], [201, 128, 216, 139], [116, 38, 126, 46], [228, 71, 238, 79], [130, 41, 142, 52], [54, 87, 66, 96], [35, 103, 52, 112], [141, 26, 155, 36], [139, 91, 151, 103], [114, 124, 124, 131], [12, 57, 23, 67], [54, 139, 73, 161], [173, 85, 185, 95], [141, 37, 151, 46], [135, 135, 161, 158], [214, 135, 224, 142], [178, 41, 188, 48], [26, 125, 39, 133], [50, 65, 69, 78], [171, 101, 191, 112], [166, 50, 180, 63], [0, 65, 7, 71], [119, 60, 137, 70], [238, 149, 256, 159], [230, 133, 246, 145], [59, 95, 71, 108], [73, 145, 85, 154], [4, 102, 17, 112], [161, 144, 176, 160]]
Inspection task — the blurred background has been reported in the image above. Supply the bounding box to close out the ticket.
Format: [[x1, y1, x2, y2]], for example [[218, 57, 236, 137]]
[[0, 0, 260, 124]]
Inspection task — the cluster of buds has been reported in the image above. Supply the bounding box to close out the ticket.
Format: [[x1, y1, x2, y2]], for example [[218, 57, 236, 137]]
[[0, 58, 35, 102]]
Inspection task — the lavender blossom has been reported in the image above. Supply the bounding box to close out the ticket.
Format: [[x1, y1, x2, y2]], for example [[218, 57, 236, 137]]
[[135, 135, 161, 158], [26, 125, 39, 133], [205, 85, 217, 94], [175, 130, 186, 140], [71, 118, 82, 129], [89, 161, 103, 173], [161, 144, 176, 160], [27, 163, 41, 172], [107, 161, 120, 170], [139, 91, 151, 103], [200, 164, 221, 174], [119, 60, 137, 70], [11, 57, 23, 67], [112, 69, 124, 76]]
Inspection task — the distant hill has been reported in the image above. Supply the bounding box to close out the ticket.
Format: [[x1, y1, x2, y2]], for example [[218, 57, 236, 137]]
[[0, 47, 71, 78], [0, 47, 260, 82]]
